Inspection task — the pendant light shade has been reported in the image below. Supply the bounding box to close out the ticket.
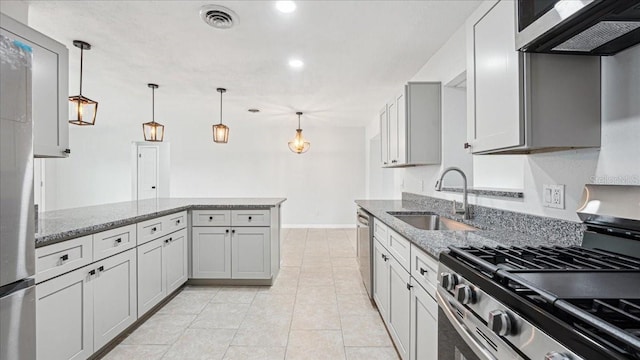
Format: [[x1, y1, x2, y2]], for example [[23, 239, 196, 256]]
[[69, 40, 98, 126], [288, 112, 310, 154], [213, 88, 229, 143], [142, 84, 165, 142]]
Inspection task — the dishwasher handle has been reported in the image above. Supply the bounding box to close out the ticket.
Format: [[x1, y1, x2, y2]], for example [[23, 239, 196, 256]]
[[357, 214, 369, 226]]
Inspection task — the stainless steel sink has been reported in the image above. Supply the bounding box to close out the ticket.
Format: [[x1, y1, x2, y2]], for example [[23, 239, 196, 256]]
[[388, 212, 477, 231]]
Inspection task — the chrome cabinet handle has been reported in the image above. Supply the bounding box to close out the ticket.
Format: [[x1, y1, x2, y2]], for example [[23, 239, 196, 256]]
[[98, 266, 104, 272], [60, 254, 69, 262]]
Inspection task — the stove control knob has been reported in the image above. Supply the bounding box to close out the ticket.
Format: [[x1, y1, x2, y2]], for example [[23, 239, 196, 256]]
[[488, 310, 511, 336], [440, 273, 459, 291], [545, 352, 570, 360], [454, 284, 475, 304]]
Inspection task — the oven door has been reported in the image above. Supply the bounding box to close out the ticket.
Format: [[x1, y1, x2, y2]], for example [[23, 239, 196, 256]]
[[436, 288, 526, 360], [515, 0, 595, 50]]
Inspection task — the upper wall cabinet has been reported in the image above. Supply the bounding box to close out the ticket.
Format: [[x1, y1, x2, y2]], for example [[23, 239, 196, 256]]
[[1, 14, 69, 158], [381, 82, 441, 167], [466, 0, 601, 155]]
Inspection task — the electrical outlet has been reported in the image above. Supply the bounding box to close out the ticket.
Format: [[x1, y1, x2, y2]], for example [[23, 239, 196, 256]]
[[543, 184, 565, 209]]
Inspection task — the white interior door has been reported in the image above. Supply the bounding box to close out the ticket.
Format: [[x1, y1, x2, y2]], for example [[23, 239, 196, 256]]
[[137, 146, 158, 200]]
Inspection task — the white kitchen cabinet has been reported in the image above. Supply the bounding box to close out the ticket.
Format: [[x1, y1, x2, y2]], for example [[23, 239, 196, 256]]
[[388, 255, 411, 360], [36, 249, 137, 359], [137, 229, 188, 316], [381, 82, 441, 167], [92, 249, 137, 350], [380, 105, 389, 166], [165, 229, 188, 294], [231, 227, 270, 279], [192, 227, 232, 279], [137, 237, 166, 316], [0, 14, 69, 158], [410, 279, 438, 360], [373, 239, 390, 322], [466, 0, 600, 154], [36, 264, 93, 360]]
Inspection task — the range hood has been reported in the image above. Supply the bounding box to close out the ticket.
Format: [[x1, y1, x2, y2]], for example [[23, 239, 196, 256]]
[[516, 0, 640, 56]]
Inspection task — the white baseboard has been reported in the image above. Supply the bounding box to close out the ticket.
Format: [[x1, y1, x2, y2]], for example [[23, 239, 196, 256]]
[[282, 224, 356, 229]]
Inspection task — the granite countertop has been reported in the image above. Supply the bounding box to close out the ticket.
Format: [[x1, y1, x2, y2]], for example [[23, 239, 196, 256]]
[[36, 198, 287, 247], [355, 199, 581, 260]]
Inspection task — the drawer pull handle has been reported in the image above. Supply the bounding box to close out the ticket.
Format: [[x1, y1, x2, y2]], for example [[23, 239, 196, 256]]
[[60, 254, 69, 262], [151, 227, 157, 232], [232, 229, 236, 234], [248, 216, 252, 221], [209, 216, 213, 221], [115, 238, 122, 245], [176, 220, 181, 224], [89, 269, 96, 276], [381, 254, 389, 262], [98, 266, 104, 272], [407, 283, 414, 291], [165, 237, 172, 244], [226, 229, 230, 233], [419, 268, 427, 276]]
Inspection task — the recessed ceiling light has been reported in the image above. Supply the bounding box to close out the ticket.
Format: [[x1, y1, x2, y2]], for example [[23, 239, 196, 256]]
[[288, 59, 304, 68], [276, 1, 296, 13]]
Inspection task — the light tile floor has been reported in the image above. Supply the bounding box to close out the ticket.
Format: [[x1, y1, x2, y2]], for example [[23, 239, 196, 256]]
[[103, 228, 399, 360]]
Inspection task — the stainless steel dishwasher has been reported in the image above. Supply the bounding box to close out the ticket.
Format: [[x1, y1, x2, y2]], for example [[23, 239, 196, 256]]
[[356, 208, 374, 300]]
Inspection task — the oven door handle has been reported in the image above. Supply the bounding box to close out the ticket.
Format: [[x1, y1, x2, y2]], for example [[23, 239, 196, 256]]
[[357, 215, 369, 226], [437, 288, 518, 360]]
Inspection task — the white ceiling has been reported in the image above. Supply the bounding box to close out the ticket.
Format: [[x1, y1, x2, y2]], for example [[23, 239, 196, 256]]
[[25, 0, 481, 127]]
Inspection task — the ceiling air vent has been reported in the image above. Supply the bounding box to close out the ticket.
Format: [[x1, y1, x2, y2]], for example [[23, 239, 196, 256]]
[[200, 5, 238, 30]]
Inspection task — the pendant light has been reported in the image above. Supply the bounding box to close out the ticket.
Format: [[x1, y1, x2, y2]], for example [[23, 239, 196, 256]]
[[288, 112, 310, 154], [213, 88, 230, 143], [69, 40, 98, 125], [142, 84, 165, 142]]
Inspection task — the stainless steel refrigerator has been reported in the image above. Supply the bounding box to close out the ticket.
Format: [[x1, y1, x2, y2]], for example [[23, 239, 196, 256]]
[[0, 33, 36, 360]]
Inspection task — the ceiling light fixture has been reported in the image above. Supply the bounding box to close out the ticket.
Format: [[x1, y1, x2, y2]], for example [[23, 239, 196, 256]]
[[276, 1, 296, 13], [142, 84, 165, 142], [213, 88, 230, 143], [142, 84, 164, 142], [288, 112, 310, 154], [288, 58, 304, 68], [68, 40, 98, 126]]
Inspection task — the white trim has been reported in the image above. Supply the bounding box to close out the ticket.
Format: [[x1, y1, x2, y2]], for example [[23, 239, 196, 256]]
[[282, 224, 356, 229]]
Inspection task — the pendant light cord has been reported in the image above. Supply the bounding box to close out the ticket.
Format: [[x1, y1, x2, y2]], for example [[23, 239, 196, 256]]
[[219, 90, 223, 125], [151, 86, 155, 123], [79, 47, 83, 95], [298, 113, 301, 129]]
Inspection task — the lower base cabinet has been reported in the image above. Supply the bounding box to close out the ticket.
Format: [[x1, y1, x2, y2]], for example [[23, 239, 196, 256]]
[[137, 228, 188, 316], [192, 227, 271, 279], [36, 248, 137, 360], [388, 256, 411, 360], [410, 279, 438, 360], [373, 239, 390, 320]]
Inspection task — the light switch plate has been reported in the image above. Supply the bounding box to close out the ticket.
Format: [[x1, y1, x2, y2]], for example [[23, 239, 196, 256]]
[[543, 184, 565, 209]]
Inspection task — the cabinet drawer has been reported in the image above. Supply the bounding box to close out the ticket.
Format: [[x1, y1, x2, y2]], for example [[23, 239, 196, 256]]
[[373, 218, 389, 247], [410, 244, 439, 298], [231, 209, 270, 227], [92, 224, 136, 261], [388, 228, 411, 271], [192, 210, 231, 227], [137, 218, 164, 245], [164, 211, 187, 234], [36, 236, 92, 283]]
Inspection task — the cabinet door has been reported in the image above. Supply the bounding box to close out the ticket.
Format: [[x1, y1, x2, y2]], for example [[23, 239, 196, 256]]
[[0, 15, 69, 158], [36, 265, 93, 360], [468, 0, 522, 153], [410, 281, 438, 360], [165, 229, 188, 293], [231, 227, 271, 279], [137, 237, 166, 316], [388, 256, 411, 360], [379, 105, 389, 166], [395, 92, 407, 165], [387, 97, 398, 165], [373, 239, 390, 322], [192, 227, 231, 279], [93, 249, 137, 351]]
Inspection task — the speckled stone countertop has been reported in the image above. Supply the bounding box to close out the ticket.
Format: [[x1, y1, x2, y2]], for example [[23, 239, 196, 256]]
[[355, 199, 581, 260], [36, 198, 286, 247]]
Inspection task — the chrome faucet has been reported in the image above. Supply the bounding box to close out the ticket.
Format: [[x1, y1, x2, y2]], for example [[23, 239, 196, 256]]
[[435, 167, 470, 220]]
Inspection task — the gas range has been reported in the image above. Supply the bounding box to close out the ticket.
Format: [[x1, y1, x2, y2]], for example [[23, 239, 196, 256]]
[[436, 185, 640, 360]]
